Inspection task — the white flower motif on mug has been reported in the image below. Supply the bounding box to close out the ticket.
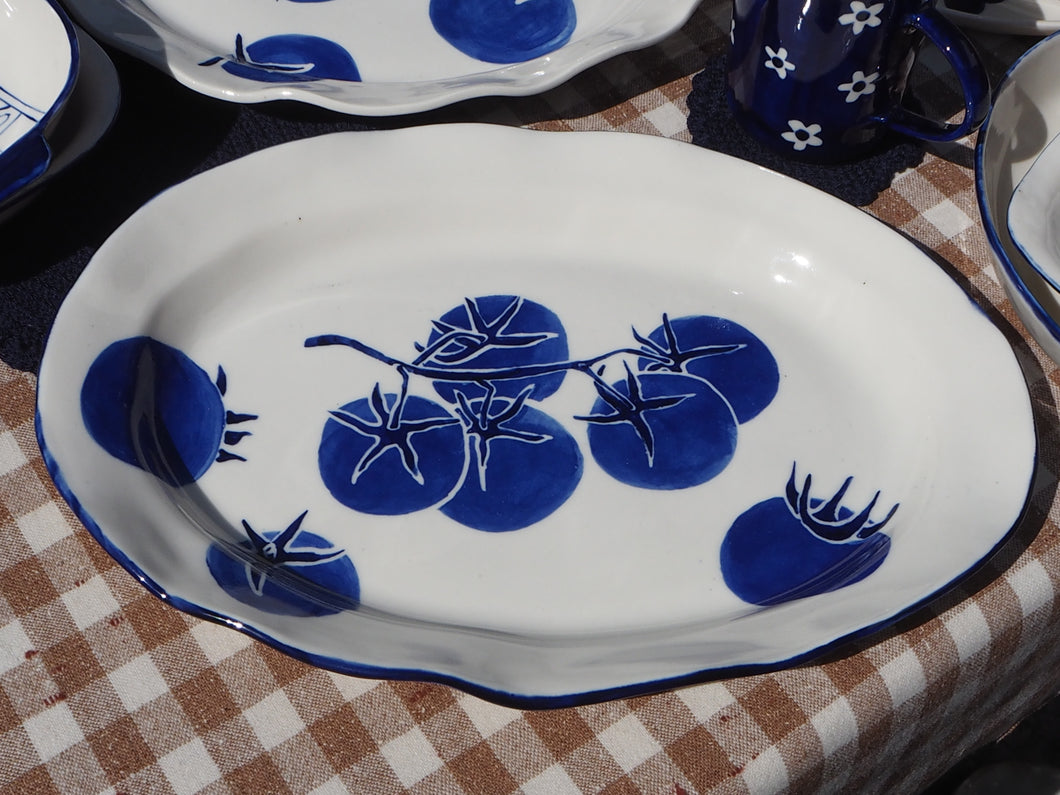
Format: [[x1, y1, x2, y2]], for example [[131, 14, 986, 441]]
[[839, 1, 884, 34], [764, 46, 795, 79], [782, 120, 823, 151], [838, 70, 879, 102]]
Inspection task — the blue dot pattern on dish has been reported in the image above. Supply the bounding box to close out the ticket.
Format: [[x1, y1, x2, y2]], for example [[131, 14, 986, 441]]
[[720, 465, 897, 605], [429, 0, 577, 63], [80, 336, 256, 486]]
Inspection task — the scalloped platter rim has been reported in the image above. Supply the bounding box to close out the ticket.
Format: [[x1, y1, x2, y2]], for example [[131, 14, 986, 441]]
[[58, 0, 701, 115]]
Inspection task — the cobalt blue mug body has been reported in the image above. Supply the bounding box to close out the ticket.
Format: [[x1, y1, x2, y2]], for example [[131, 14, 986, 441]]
[[727, 0, 990, 162]]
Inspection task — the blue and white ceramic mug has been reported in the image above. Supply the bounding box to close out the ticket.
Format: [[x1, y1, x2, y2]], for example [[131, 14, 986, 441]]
[[726, 0, 990, 162]]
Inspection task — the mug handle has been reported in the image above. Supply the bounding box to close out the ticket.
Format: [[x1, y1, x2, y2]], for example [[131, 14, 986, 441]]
[[886, 10, 990, 143]]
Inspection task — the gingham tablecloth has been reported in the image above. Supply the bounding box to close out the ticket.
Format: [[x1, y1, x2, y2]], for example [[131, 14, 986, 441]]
[[1, 5, 1056, 793]]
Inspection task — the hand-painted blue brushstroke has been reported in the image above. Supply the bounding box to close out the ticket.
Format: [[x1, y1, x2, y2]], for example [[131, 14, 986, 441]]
[[423, 295, 569, 404], [318, 389, 466, 515], [307, 300, 777, 525], [580, 370, 738, 490], [206, 512, 359, 617], [720, 465, 897, 606], [429, 0, 576, 63], [80, 337, 256, 486], [440, 392, 582, 532], [0, 84, 42, 151], [201, 34, 361, 83], [636, 315, 779, 423]]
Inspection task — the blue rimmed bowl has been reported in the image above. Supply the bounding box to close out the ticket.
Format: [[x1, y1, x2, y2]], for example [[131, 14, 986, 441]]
[[976, 31, 1060, 364], [0, 0, 79, 206]]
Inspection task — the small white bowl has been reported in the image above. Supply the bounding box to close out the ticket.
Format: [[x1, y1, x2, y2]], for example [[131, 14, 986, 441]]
[[0, 0, 79, 205], [976, 30, 1060, 365]]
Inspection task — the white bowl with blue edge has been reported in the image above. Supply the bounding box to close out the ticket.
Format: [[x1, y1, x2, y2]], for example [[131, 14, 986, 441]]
[[0, 0, 78, 206], [977, 30, 1060, 365]]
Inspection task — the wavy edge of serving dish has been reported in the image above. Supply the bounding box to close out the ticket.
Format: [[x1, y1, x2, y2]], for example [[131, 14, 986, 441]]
[[58, 0, 701, 116], [976, 30, 1060, 366], [0, 0, 80, 204], [37, 125, 1036, 707]]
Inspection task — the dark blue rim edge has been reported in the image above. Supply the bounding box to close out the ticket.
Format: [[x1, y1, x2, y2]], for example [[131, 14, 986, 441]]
[[975, 30, 1060, 344], [34, 396, 1037, 709]]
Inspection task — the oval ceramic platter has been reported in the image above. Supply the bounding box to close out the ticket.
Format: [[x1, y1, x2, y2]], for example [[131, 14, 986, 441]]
[[37, 125, 1036, 707], [59, 0, 700, 115]]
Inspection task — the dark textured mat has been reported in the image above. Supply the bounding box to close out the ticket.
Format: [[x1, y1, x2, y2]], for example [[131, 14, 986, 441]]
[[686, 54, 926, 207]]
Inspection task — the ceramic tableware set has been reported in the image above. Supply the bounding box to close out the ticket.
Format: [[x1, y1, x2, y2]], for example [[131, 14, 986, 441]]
[[22, 0, 1049, 705]]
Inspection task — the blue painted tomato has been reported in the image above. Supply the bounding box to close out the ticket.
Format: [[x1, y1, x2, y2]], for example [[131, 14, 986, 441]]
[[440, 389, 582, 532], [637, 315, 779, 424], [80, 336, 255, 486], [318, 386, 466, 515], [580, 368, 738, 490], [206, 34, 361, 83], [720, 466, 897, 606], [206, 512, 359, 617], [429, 0, 576, 63], [422, 295, 569, 404]]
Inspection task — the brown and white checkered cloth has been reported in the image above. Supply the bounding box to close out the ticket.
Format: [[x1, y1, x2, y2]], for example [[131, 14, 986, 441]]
[[1, 7, 1054, 794]]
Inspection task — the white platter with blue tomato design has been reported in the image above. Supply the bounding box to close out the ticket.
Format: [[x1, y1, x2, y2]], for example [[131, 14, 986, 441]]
[[58, 0, 700, 115], [37, 124, 1035, 706]]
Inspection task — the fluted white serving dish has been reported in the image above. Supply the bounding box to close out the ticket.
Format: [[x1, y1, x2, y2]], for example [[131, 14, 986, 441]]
[[39, 125, 1035, 706]]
